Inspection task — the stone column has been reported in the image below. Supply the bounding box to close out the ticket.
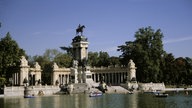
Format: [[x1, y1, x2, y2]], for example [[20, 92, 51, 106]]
[[19, 56, 30, 86], [128, 59, 137, 82], [35, 62, 42, 82], [52, 62, 59, 85]]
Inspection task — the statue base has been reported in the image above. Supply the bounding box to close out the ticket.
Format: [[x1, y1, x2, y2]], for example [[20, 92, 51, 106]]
[[126, 81, 138, 91]]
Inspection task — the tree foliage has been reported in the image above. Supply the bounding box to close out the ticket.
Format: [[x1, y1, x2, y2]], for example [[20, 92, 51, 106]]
[[118, 26, 164, 82], [0, 32, 25, 80], [118, 26, 192, 85], [88, 52, 99, 67], [88, 51, 111, 67], [28, 49, 73, 84]]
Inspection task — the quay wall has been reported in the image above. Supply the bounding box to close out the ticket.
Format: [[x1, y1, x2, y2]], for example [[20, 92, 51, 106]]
[[165, 88, 192, 91], [138, 82, 165, 91], [4, 85, 60, 97], [4, 86, 24, 97]]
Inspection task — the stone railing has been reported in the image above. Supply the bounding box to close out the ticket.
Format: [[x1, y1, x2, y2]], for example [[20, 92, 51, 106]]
[[138, 82, 165, 91], [90, 67, 127, 73], [4, 86, 25, 96], [4, 85, 60, 97]]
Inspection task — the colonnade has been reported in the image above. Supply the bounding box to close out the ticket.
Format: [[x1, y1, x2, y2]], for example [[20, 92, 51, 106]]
[[58, 74, 70, 85], [28, 74, 36, 86], [12, 72, 20, 85], [92, 72, 128, 85]]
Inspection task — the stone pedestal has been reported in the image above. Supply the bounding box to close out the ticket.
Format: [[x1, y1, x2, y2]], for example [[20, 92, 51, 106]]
[[126, 59, 138, 90], [70, 68, 78, 83], [20, 56, 30, 86], [82, 66, 92, 83], [127, 81, 138, 90]]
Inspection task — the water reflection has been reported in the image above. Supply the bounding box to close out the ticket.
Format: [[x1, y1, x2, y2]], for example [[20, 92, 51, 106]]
[[0, 92, 191, 108], [126, 93, 138, 108]]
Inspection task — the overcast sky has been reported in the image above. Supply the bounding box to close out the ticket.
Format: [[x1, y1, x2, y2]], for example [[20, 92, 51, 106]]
[[0, 0, 192, 58]]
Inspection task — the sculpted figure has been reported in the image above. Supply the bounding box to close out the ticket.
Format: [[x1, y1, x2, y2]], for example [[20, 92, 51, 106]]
[[73, 60, 78, 68], [76, 24, 85, 35], [34, 62, 41, 70], [53, 62, 59, 69], [20, 56, 28, 67], [128, 59, 135, 69]]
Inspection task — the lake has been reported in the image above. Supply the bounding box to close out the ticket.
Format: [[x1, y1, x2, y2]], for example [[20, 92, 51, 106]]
[[0, 91, 191, 108]]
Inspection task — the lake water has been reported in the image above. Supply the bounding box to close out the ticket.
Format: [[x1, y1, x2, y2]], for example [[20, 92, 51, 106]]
[[0, 92, 191, 108]]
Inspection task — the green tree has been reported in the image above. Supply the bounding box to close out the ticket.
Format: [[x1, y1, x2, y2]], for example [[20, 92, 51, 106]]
[[30, 55, 51, 84], [0, 32, 25, 81], [43, 49, 62, 61], [109, 56, 120, 67], [29, 49, 73, 84], [54, 53, 72, 68], [174, 57, 188, 85], [118, 26, 164, 82], [88, 52, 99, 67], [161, 53, 175, 84], [185, 57, 192, 85], [97, 51, 110, 67]]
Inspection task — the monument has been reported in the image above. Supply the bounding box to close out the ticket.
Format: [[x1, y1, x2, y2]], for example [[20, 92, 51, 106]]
[[126, 59, 138, 90], [20, 56, 30, 86], [71, 24, 92, 84]]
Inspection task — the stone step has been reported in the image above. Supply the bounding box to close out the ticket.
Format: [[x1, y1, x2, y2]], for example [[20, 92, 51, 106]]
[[106, 86, 129, 94]]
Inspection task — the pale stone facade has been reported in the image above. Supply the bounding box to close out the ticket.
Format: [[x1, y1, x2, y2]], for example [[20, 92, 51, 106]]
[[19, 56, 30, 85], [72, 36, 88, 61], [52, 62, 70, 85], [71, 35, 93, 85], [12, 56, 42, 86], [127, 59, 137, 82], [29, 62, 42, 85]]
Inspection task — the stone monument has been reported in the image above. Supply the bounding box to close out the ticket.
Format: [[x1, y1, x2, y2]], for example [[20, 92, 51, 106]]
[[128, 59, 137, 82], [126, 59, 138, 90], [20, 56, 30, 86], [71, 24, 93, 84], [70, 60, 79, 83]]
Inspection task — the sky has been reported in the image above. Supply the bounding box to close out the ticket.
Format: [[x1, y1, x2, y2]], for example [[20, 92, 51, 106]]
[[0, 0, 192, 58]]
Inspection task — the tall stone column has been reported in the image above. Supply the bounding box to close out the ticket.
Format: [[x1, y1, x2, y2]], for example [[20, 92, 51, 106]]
[[52, 62, 59, 85], [126, 59, 138, 90], [19, 56, 30, 86], [127, 59, 137, 82], [34, 62, 42, 84], [70, 60, 79, 83]]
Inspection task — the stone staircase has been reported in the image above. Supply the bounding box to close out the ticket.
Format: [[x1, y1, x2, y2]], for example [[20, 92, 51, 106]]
[[71, 81, 100, 94], [106, 86, 129, 94]]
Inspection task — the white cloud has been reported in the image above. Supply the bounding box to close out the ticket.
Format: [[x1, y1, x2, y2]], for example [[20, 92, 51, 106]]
[[163, 36, 192, 44]]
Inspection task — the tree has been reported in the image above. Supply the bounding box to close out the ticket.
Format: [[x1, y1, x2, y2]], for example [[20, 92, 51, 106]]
[[88, 52, 99, 67], [30, 55, 52, 85], [118, 26, 164, 82], [54, 53, 72, 68], [161, 53, 175, 84], [97, 51, 110, 67], [185, 57, 192, 85], [0, 32, 25, 81], [109, 56, 120, 67], [43, 49, 62, 61], [29, 49, 73, 84]]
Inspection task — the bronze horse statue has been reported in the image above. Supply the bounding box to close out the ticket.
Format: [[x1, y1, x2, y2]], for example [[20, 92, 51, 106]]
[[76, 24, 85, 35]]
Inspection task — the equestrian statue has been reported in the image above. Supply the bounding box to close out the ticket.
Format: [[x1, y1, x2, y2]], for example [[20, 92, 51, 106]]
[[76, 24, 85, 36]]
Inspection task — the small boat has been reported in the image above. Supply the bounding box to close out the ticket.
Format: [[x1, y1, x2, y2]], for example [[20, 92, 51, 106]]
[[154, 93, 168, 97], [24, 94, 35, 98], [89, 92, 102, 97]]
